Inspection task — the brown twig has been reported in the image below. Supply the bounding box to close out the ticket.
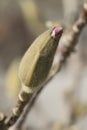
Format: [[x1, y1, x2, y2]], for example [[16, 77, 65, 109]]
[[15, 84, 46, 130], [3, 2, 87, 129], [14, 2, 87, 129], [49, 2, 87, 77]]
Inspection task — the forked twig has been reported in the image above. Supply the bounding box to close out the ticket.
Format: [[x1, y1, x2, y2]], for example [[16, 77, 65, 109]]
[[14, 2, 87, 129], [0, 2, 86, 129], [0, 1, 86, 130]]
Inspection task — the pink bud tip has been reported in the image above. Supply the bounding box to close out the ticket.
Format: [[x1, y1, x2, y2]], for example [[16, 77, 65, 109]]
[[51, 26, 63, 38]]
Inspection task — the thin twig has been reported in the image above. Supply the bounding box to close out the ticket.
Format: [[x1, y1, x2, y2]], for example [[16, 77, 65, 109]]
[[15, 83, 46, 129], [15, 2, 87, 129]]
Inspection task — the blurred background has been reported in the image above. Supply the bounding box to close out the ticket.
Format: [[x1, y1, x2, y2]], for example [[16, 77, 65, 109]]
[[0, 0, 87, 130]]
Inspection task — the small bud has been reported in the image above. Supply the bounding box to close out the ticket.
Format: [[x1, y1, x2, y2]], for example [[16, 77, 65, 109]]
[[51, 26, 63, 38]]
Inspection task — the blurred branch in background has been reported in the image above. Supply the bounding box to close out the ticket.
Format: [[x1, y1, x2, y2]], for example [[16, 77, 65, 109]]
[[0, 0, 31, 68], [5, 59, 21, 100], [19, 0, 45, 36]]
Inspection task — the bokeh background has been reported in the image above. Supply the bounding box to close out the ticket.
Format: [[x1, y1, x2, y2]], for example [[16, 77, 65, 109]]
[[0, 0, 87, 130]]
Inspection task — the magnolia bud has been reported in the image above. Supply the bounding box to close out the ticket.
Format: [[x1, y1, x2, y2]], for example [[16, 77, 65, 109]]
[[19, 26, 63, 91]]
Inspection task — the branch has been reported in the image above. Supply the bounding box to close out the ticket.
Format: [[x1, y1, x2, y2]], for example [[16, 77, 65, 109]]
[[14, 2, 87, 129], [49, 2, 87, 78], [1, 2, 86, 129], [15, 84, 46, 130]]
